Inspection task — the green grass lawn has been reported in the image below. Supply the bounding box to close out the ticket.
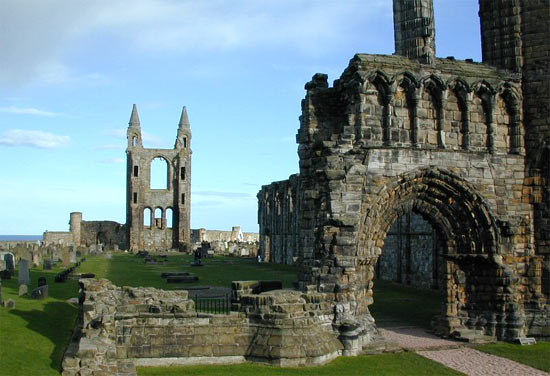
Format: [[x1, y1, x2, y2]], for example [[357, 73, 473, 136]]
[[138, 352, 464, 376], [477, 342, 550, 372], [370, 279, 444, 328], [77, 253, 300, 289], [1, 254, 548, 376], [0, 266, 79, 376]]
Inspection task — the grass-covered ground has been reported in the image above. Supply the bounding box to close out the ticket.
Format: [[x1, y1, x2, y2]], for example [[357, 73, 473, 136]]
[[1, 253, 548, 375], [138, 352, 464, 376], [477, 341, 550, 372], [0, 266, 79, 376], [370, 279, 444, 329]]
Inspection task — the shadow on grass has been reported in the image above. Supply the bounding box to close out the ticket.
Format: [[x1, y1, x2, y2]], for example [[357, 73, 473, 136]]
[[9, 301, 78, 372]]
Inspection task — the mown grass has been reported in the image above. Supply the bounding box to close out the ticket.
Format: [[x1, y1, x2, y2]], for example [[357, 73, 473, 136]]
[[1, 254, 548, 376], [477, 341, 550, 372], [77, 253, 300, 289], [138, 352, 464, 376], [0, 266, 79, 376], [370, 279, 444, 328]]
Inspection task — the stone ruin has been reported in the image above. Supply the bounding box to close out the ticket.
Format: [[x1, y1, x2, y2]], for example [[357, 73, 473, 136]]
[[258, 0, 550, 342], [61, 0, 549, 374]]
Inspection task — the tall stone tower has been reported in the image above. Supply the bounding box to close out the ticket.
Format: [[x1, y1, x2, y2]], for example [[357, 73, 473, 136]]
[[393, 0, 436, 64], [126, 105, 192, 251]]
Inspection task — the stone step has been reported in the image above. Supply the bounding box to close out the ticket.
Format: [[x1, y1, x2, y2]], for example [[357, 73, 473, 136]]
[[451, 329, 496, 344]]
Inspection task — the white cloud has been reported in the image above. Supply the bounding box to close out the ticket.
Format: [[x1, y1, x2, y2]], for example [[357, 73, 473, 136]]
[[0, 0, 390, 86], [0, 129, 70, 149], [0, 106, 63, 117]]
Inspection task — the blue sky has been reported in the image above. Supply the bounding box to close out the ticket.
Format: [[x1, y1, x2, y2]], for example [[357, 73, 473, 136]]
[[0, 0, 481, 235]]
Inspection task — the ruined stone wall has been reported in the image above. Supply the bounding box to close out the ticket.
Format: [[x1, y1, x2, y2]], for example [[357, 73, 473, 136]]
[[257, 174, 300, 264], [42, 231, 74, 247], [62, 279, 344, 375], [80, 221, 127, 249], [190, 228, 259, 243], [378, 212, 444, 289]]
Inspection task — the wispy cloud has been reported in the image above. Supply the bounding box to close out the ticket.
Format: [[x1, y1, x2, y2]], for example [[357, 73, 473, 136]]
[[99, 157, 125, 164], [0, 129, 70, 148], [0, 0, 390, 86], [0, 106, 63, 117]]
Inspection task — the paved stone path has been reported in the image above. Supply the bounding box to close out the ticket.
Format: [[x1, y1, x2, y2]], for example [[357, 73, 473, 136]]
[[380, 327, 549, 376]]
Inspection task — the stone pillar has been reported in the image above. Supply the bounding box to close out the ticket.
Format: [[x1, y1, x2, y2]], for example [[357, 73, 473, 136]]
[[463, 93, 472, 151], [70, 212, 82, 246], [393, 0, 436, 64]]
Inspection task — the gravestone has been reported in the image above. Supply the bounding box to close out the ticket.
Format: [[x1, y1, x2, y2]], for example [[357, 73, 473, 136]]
[[518, 337, 537, 345], [32, 252, 42, 267], [0, 259, 5, 271], [62, 249, 71, 267], [0, 279, 2, 305], [31, 285, 48, 300], [43, 260, 52, 270], [70, 252, 77, 263], [4, 298, 15, 308], [18, 259, 30, 286], [18, 284, 28, 296], [38, 277, 47, 287], [4, 253, 14, 276]]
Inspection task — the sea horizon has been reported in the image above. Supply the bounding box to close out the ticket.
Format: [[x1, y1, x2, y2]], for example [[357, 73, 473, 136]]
[[0, 235, 43, 241]]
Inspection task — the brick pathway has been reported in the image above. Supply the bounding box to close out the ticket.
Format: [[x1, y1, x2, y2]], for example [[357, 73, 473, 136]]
[[380, 327, 549, 376]]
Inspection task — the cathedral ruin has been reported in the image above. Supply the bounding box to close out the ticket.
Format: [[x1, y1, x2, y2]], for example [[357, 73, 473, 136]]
[[259, 0, 550, 341]]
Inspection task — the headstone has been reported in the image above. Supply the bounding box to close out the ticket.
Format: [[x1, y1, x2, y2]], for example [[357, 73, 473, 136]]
[[18, 284, 28, 296], [0, 259, 5, 271], [0, 279, 2, 305], [4, 253, 14, 276], [70, 252, 77, 263], [32, 252, 41, 267], [518, 337, 537, 345], [4, 298, 15, 308], [43, 260, 52, 270], [38, 276, 47, 287], [62, 248, 71, 267], [18, 259, 30, 286], [30, 285, 48, 300]]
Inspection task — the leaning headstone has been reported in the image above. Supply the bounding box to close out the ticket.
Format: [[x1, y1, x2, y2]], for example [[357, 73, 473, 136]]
[[4, 298, 15, 308], [30, 285, 48, 300], [18, 259, 30, 286], [38, 277, 47, 287], [18, 284, 28, 296]]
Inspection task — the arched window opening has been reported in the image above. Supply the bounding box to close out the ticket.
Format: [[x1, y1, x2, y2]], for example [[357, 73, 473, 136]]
[[143, 208, 152, 227], [133, 165, 139, 177], [132, 136, 137, 147], [133, 192, 137, 204], [150, 157, 169, 189], [183, 137, 187, 148], [166, 208, 173, 228], [181, 193, 185, 205], [377, 211, 442, 290], [155, 207, 163, 229], [180, 166, 186, 180]]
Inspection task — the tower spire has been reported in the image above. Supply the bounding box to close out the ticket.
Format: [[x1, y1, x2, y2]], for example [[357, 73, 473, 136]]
[[175, 106, 191, 149], [129, 104, 141, 128]]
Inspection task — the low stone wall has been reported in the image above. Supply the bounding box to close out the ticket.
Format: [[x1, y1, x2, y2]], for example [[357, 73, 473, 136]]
[[62, 279, 349, 375]]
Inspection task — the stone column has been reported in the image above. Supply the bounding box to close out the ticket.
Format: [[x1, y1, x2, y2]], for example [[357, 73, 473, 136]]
[[463, 93, 472, 150], [487, 95, 496, 153]]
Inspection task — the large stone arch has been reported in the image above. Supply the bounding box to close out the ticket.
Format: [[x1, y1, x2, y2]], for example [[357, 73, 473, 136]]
[[354, 168, 524, 340]]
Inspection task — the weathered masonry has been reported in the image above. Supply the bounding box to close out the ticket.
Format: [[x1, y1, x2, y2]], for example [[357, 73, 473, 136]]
[[259, 0, 550, 344], [126, 105, 192, 251]]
